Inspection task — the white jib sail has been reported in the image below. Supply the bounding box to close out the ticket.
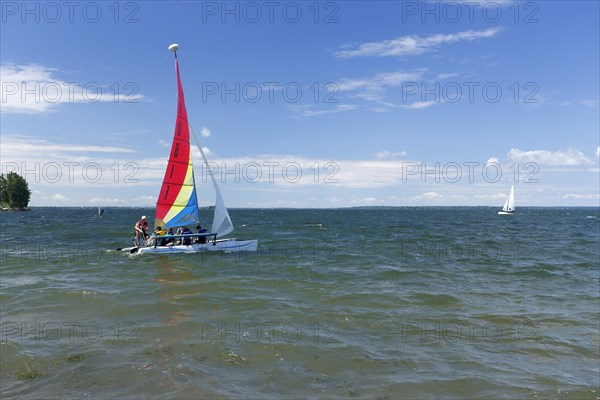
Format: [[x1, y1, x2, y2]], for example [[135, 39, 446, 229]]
[[189, 125, 234, 237]]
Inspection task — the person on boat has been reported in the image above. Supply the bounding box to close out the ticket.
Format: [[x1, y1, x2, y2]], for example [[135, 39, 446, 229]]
[[135, 216, 149, 245], [175, 226, 184, 245], [181, 226, 193, 245], [148, 226, 167, 246], [195, 225, 207, 244], [164, 228, 175, 245], [173, 226, 193, 245]]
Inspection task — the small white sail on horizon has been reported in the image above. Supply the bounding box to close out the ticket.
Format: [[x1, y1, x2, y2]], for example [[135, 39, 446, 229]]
[[498, 185, 515, 215]]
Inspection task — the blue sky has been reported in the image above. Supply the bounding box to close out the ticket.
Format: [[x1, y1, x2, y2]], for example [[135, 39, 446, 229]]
[[1, 1, 598, 207]]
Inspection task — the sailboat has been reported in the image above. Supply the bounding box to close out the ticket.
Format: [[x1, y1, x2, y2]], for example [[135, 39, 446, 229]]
[[124, 44, 257, 254], [498, 185, 515, 215]]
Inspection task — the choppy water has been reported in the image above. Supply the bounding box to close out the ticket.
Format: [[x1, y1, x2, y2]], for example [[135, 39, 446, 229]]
[[1, 207, 599, 399]]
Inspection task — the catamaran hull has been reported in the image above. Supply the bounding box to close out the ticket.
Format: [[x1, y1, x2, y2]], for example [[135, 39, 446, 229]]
[[125, 239, 258, 255], [497, 211, 514, 215]]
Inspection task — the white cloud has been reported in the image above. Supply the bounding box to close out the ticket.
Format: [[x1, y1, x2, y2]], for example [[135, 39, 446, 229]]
[[561, 193, 600, 200], [351, 197, 378, 205], [408, 192, 446, 203], [370, 107, 391, 113], [4, 135, 598, 207], [421, 192, 443, 199], [578, 100, 599, 107], [486, 157, 500, 165], [327, 69, 448, 109], [437, 73, 460, 80], [192, 146, 213, 158], [336, 70, 425, 103], [0, 63, 145, 114], [294, 104, 358, 117], [1, 136, 136, 155], [508, 148, 593, 166], [375, 150, 407, 160], [553, 99, 599, 107], [596, 147, 600, 158], [475, 193, 506, 200], [334, 28, 502, 58], [51, 194, 68, 201], [401, 100, 440, 110], [328, 70, 447, 110], [200, 127, 212, 138], [338, 70, 425, 92]]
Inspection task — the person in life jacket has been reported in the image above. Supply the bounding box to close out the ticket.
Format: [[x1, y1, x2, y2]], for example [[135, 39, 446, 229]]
[[149, 226, 167, 247]]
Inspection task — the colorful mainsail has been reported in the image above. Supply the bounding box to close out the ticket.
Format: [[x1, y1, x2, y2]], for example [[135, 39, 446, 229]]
[[155, 57, 199, 229]]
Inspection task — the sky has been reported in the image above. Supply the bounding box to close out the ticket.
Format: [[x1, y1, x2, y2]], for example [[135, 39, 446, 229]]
[[1, 0, 599, 208]]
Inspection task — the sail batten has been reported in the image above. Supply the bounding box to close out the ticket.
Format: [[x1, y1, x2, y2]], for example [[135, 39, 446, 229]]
[[155, 59, 200, 229]]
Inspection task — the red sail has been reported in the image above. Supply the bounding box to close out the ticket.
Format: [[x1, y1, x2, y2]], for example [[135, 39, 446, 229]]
[[154, 58, 199, 229]]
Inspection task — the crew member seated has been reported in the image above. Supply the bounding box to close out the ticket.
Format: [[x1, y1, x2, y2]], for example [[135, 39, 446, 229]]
[[195, 225, 208, 244], [149, 226, 167, 246], [178, 226, 193, 245]]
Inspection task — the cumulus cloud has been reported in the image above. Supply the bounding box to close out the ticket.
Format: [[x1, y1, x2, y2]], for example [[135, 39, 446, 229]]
[[51, 194, 69, 201], [200, 127, 212, 138]]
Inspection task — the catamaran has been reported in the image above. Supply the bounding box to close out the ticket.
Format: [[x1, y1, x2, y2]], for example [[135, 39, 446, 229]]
[[123, 44, 258, 254], [498, 185, 515, 215]]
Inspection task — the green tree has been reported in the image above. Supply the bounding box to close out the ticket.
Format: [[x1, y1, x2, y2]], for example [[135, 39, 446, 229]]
[[0, 172, 31, 209]]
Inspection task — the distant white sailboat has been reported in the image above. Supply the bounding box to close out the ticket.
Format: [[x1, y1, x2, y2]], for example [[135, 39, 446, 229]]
[[498, 185, 515, 215]]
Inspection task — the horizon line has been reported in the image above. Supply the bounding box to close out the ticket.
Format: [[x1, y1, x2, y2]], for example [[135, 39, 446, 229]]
[[11, 205, 600, 209]]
